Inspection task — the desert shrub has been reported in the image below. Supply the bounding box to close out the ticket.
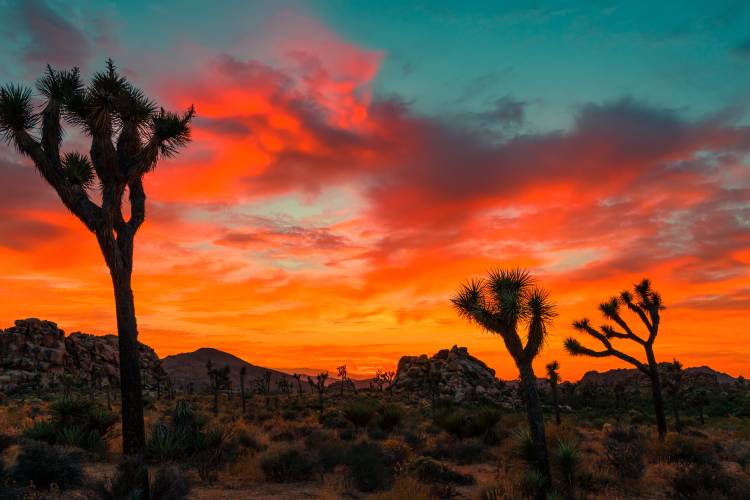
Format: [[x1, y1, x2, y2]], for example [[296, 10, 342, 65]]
[[381, 439, 411, 467], [0, 433, 14, 453], [151, 466, 191, 500], [338, 427, 356, 441], [23, 396, 116, 454], [409, 457, 475, 485], [663, 433, 718, 466], [22, 420, 56, 443], [368, 426, 389, 440], [12, 440, 83, 490], [603, 427, 645, 480], [147, 423, 181, 461], [425, 436, 486, 464], [270, 428, 296, 442], [345, 441, 394, 492], [317, 440, 348, 473], [319, 410, 347, 429], [378, 403, 405, 432], [193, 425, 240, 483], [403, 430, 425, 450], [342, 397, 379, 430], [433, 405, 501, 439], [237, 427, 265, 453], [671, 463, 750, 499], [260, 446, 316, 482], [99, 456, 150, 500], [513, 428, 536, 465], [521, 469, 548, 499], [556, 439, 580, 498]]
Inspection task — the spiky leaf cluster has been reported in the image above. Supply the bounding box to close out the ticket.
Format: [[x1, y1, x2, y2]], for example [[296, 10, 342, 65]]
[[452, 268, 556, 363], [0, 85, 38, 151]]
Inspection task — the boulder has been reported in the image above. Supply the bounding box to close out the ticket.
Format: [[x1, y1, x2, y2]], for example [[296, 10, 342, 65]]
[[0, 318, 165, 391], [392, 345, 513, 406]]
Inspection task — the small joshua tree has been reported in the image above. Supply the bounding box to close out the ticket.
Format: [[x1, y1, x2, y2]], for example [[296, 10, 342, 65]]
[[337, 365, 348, 397], [292, 373, 303, 396], [0, 62, 194, 476], [453, 268, 555, 494], [307, 372, 328, 415], [664, 359, 684, 433], [546, 360, 561, 425], [255, 370, 272, 409], [564, 278, 668, 440], [239, 366, 247, 415], [690, 388, 708, 426], [206, 361, 230, 416]]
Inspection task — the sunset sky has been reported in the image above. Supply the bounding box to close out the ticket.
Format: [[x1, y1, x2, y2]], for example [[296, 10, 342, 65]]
[[1, 1, 749, 380]]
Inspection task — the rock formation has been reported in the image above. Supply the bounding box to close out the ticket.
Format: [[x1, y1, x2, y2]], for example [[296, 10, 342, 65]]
[[392, 345, 513, 405], [0, 318, 164, 392]]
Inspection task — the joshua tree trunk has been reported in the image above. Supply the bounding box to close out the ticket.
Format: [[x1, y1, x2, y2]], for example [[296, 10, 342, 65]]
[[645, 347, 667, 441], [111, 260, 147, 457], [518, 362, 551, 498]]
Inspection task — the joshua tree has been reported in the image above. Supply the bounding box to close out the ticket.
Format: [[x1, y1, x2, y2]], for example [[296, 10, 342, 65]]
[[206, 361, 230, 416], [0, 62, 194, 468], [453, 268, 555, 494], [664, 359, 684, 433], [546, 360, 561, 425], [337, 365, 348, 396], [255, 370, 272, 409], [240, 366, 247, 414], [307, 372, 328, 415], [292, 373, 303, 396], [564, 278, 668, 440], [690, 388, 708, 425]]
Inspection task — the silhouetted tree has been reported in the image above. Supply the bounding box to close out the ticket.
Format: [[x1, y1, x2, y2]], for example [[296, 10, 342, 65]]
[[564, 278, 668, 441], [292, 373, 303, 396], [255, 370, 272, 409], [546, 360, 561, 425], [453, 268, 555, 495], [240, 366, 247, 415], [337, 365, 347, 396], [307, 372, 328, 415], [0, 61, 194, 479], [207, 361, 230, 416], [690, 388, 708, 425], [664, 359, 684, 433]]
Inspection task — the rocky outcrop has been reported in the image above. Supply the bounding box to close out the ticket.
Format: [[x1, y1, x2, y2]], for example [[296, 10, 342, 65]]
[[0, 318, 164, 392], [392, 345, 512, 405]]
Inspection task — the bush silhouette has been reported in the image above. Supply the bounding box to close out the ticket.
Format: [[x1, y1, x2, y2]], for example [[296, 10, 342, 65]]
[[12, 440, 83, 491]]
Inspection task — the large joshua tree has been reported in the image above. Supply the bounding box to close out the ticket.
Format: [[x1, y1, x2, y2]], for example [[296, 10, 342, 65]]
[[453, 268, 556, 494], [0, 62, 194, 461], [564, 278, 667, 440]]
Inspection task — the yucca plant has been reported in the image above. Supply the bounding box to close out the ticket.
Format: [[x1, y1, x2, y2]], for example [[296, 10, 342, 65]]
[[556, 439, 580, 499], [0, 62, 194, 487], [453, 268, 555, 497]]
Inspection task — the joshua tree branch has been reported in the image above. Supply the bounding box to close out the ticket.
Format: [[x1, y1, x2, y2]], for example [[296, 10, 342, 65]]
[[16, 131, 101, 232]]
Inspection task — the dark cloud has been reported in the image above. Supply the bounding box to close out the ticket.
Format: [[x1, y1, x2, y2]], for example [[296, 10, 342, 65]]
[[19, 0, 91, 68], [475, 96, 524, 126]]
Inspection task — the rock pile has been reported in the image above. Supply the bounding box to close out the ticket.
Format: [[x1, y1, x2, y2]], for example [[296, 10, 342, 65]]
[[0, 318, 164, 392], [392, 345, 512, 405]]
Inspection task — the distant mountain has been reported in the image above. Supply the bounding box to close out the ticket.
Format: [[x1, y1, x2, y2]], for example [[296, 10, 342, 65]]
[[162, 348, 300, 391], [580, 364, 738, 386]]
